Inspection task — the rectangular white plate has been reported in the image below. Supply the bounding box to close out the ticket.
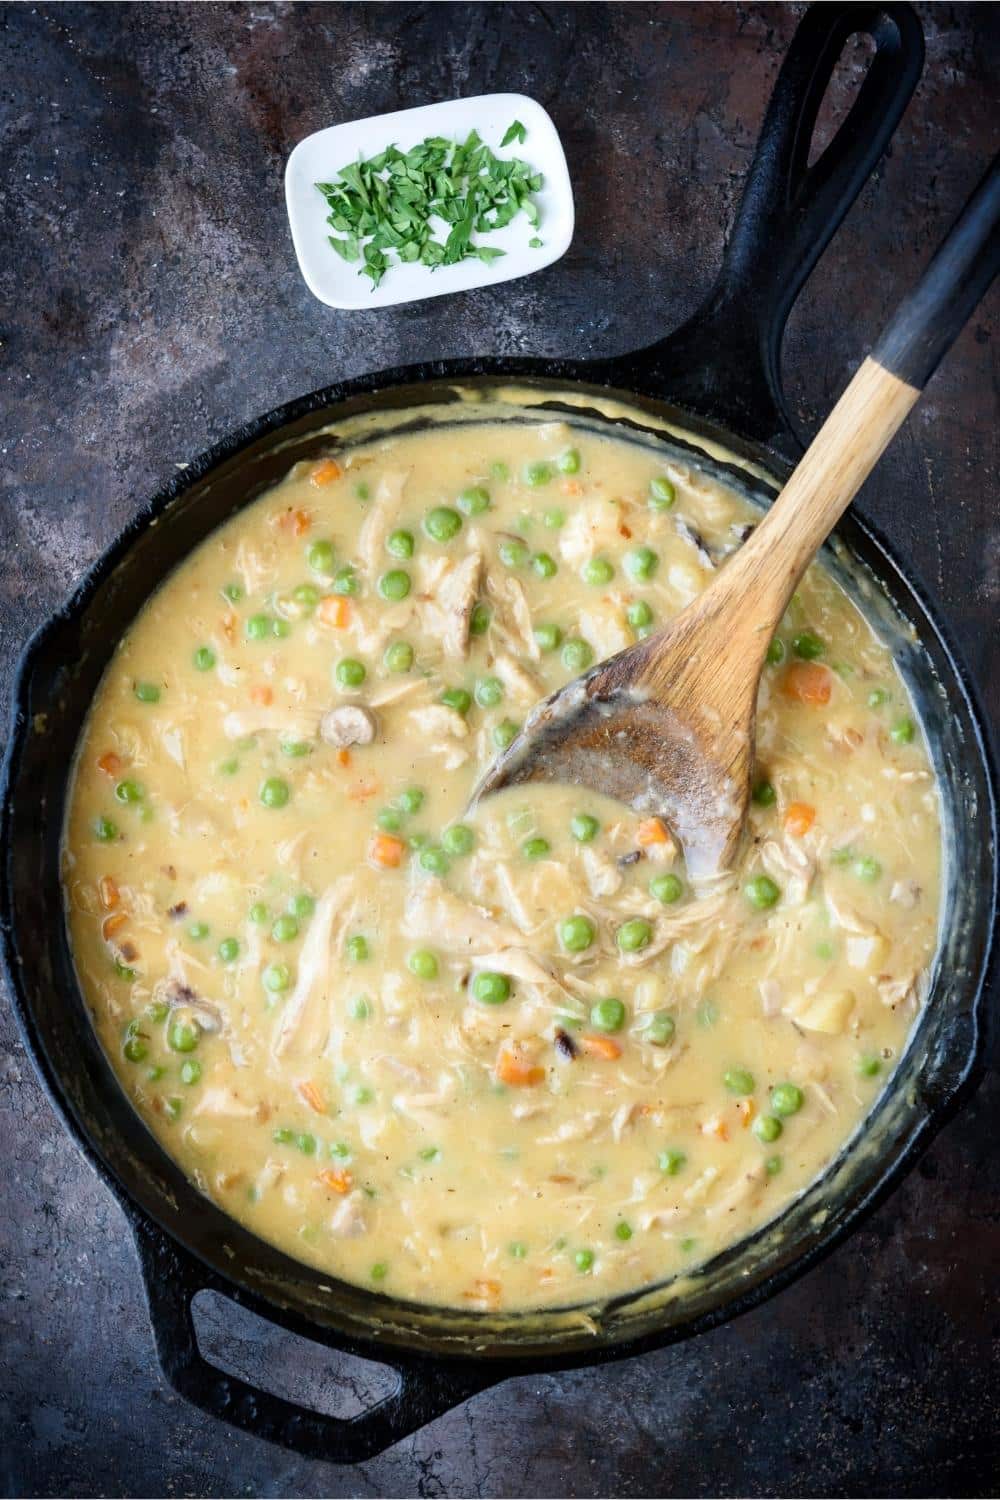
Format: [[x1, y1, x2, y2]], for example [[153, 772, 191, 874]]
[[285, 93, 574, 310]]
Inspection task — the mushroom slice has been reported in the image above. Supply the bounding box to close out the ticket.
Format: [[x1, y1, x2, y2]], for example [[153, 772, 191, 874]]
[[320, 705, 378, 748]]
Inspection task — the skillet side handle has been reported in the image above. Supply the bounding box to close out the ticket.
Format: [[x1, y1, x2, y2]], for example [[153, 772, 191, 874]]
[[132, 1219, 496, 1462], [618, 2, 924, 455]]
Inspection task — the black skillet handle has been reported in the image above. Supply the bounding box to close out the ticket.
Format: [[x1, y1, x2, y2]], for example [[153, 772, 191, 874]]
[[133, 1219, 496, 1462], [618, 2, 924, 456]]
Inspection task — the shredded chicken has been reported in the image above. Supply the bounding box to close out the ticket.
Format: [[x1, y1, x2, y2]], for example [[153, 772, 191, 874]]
[[402, 879, 523, 955], [486, 573, 540, 659], [358, 469, 409, 570], [320, 705, 378, 748]]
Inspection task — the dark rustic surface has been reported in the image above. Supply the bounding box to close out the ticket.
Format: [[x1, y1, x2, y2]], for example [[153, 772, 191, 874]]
[[1, 4, 997, 1496]]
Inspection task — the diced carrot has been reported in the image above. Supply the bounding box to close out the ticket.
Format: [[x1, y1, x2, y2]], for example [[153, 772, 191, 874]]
[[463, 1278, 502, 1308], [336, 748, 351, 768], [278, 507, 311, 536], [249, 684, 273, 706], [348, 778, 380, 802], [562, 479, 583, 497], [317, 595, 351, 628], [549, 1173, 576, 1184], [369, 833, 405, 869], [310, 458, 342, 486], [496, 1044, 546, 1087], [637, 817, 670, 847], [579, 1034, 622, 1061], [737, 1098, 756, 1129], [98, 876, 120, 910], [221, 612, 237, 642], [97, 752, 122, 777], [297, 1080, 326, 1115], [618, 522, 633, 539], [784, 801, 816, 838], [782, 661, 832, 705], [703, 1115, 731, 1142], [102, 912, 128, 940], [317, 1167, 353, 1195]]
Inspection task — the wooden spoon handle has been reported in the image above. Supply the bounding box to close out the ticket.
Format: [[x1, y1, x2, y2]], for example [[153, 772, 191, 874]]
[[715, 151, 1000, 648]]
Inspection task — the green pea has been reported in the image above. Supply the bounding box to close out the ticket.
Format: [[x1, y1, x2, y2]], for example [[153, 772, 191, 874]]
[[508, 1240, 528, 1258], [616, 918, 652, 952], [168, 1021, 199, 1053], [493, 719, 520, 751], [192, 646, 215, 673], [853, 855, 882, 882], [752, 779, 777, 807], [532, 551, 558, 579], [650, 873, 683, 905], [218, 938, 240, 963], [891, 717, 915, 744], [816, 940, 834, 960], [115, 959, 138, 982], [398, 787, 424, 815], [561, 639, 593, 673], [378, 569, 411, 602], [573, 1248, 594, 1272], [440, 687, 471, 715], [554, 447, 580, 475], [260, 777, 290, 809], [867, 687, 890, 709], [475, 676, 504, 708], [457, 485, 491, 515], [94, 815, 118, 842], [469, 602, 491, 636], [296, 1133, 317, 1155], [766, 637, 785, 665], [293, 583, 320, 610], [307, 539, 335, 574], [442, 824, 475, 856], [724, 1068, 755, 1095], [419, 846, 450, 876], [355, 481, 370, 501], [534, 623, 563, 653], [793, 631, 825, 660], [336, 658, 366, 689], [499, 538, 530, 569], [123, 1035, 148, 1063], [223, 582, 243, 603], [645, 1012, 675, 1046], [570, 813, 600, 843], [187, 921, 209, 942], [346, 935, 369, 963], [272, 914, 299, 943], [473, 971, 511, 1005], [658, 1148, 686, 1175], [370, 1262, 389, 1282], [246, 613, 272, 640], [281, 740, 312, 759], [384, 641, 414, 673], [408, 833, 430, 851], [559, 915, 595, 952], [180, 1059, 202, 1086], [271, 617, 290, 640], [857, 1053, 882, 1077], [625, 546, 658, 581], [263, 962, 291, 993], [590, 997, 626, 1033], [627, 600, 653, 630], [754, 1114, 783, 1143], [272, 1127, 293, 1144], [423, 506, 462, 542], [582, 557, 614, 586], [249, 902, 269, 924], [615, 1221, 633, 1241], [289, 893, 314, 919], [771, 1083, 804, 1116], [744, 875, 780, 909], [649, 476, 676, 510], [114, 779, 143, 804], [543, 506, 565, 529], [408, 949, 438, 980], [418, 1146, 440, 1162], [523, 460, 552, 487], [330, 1141, 352, 1159], [332, 565, 359, 596], [522, 837, 550, 861], [217, 757, 240, 776], [164, 1098, 183, 1121], [765, 1155, 783, 1176], [386, 528, 414, 558], [134, 681, 161, 703], [146, 1000, 169, 1023]]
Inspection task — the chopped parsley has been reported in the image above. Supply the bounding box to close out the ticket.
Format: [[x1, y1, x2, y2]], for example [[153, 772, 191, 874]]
[[315, 124, 543, 290]]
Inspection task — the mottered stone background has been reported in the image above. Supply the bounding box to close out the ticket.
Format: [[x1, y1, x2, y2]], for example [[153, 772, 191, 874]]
[[1, 4, 997, 1496]]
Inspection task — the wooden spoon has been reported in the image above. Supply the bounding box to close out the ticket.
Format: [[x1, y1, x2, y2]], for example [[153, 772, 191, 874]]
[[474, 156, 1000, 878]]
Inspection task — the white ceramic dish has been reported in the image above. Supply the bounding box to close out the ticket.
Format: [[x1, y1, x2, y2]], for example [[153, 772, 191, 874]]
[[285, 93, 574, 311]]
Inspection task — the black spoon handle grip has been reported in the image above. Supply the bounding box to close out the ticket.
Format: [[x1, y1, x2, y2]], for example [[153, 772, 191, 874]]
[[873, 153, 1000, 390]]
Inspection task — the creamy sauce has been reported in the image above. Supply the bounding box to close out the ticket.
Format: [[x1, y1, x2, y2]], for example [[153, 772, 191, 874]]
[[62, 413, 940, 1310]]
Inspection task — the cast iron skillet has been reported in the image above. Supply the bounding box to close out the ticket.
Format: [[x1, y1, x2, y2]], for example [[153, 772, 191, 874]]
[[2, 2, 997, 1462]]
